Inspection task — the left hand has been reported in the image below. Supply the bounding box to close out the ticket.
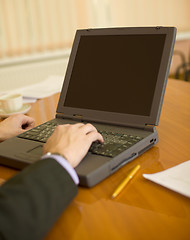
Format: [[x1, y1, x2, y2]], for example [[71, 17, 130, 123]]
[[0, 114, 35, 142]]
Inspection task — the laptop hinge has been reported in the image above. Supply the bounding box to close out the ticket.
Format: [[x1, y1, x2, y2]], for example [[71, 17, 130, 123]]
[[144, 124, 155, 131], [56, 113, 84, 121], [72, 114, 83, 119]]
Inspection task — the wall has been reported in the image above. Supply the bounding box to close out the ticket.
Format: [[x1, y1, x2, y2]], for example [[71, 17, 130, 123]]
[[0, 0, 190, 91], [110, 0, 190, 31], [0, 0, 190, 59]]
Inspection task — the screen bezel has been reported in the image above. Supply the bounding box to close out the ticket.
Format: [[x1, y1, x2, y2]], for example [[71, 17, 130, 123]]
[[57, 27, 176, 127]]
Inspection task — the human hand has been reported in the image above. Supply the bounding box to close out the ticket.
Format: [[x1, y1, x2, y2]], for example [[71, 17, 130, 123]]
[[0, 114, 35, 142], [43, 123, 104, 168]]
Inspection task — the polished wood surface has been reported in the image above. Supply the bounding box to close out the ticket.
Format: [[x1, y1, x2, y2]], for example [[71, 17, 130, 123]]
[[0, 79, 190, 240]]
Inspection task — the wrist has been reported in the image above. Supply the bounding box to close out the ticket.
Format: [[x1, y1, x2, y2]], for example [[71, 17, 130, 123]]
[[45, 152, 68, 161]]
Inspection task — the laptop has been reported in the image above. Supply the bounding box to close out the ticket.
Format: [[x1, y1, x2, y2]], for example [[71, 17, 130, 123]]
[[0, 27, 176, 187]]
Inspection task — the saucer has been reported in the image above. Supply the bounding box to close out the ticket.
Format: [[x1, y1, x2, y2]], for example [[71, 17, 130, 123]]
[[0, 104, 31, 118]]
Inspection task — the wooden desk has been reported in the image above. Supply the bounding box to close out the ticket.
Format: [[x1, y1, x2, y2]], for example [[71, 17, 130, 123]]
[[0, 79, 190, 240]]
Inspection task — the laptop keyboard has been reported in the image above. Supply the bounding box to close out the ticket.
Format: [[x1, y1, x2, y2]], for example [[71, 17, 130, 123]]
[[19, 122, 58, 143], [18, 122, 144, 158], [90, 131, 143, 157]]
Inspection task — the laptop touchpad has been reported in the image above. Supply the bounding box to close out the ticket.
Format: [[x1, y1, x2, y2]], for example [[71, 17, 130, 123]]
[[27, 145, 43, 156]]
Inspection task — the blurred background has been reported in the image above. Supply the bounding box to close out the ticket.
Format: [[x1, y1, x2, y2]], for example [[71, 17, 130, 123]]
[[0, 0, 190, 93]]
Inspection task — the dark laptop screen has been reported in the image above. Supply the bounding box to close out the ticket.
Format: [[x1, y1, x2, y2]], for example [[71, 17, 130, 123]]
[[64, 34, 166, 116]]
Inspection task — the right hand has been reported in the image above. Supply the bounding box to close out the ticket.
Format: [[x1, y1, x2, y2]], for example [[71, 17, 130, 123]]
[[43, 123, 104, 168]]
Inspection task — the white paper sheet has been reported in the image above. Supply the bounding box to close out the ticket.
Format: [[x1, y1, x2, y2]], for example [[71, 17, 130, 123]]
[[20, 75, 64, 99], [0, 75, 63, 100], [143, 160, 190, 198]]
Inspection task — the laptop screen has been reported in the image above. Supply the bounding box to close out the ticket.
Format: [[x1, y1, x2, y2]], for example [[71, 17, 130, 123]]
[[57, 27, 176, 126], [64, 34, 166, 116]]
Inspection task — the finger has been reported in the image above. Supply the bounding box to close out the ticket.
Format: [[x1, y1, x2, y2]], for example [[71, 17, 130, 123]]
[[24, 124, 34, 130], [80, 123, 97, 134], [22, 116, 35, 126], [22, 117, 35, 129], [72, 123, 85, 128], [54, 124, 72, 133], [87, 131, 104, 144], [57, 123, 84, 131]]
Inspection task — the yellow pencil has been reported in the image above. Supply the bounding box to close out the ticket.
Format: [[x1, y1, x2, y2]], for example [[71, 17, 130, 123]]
[[111, 164, 140, 199]]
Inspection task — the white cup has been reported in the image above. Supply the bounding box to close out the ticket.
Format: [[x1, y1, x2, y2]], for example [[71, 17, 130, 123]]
[[0, 93, 23, 113]]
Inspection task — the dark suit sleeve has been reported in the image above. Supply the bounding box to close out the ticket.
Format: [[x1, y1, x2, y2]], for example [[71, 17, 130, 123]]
[[0, 158, 78, 240]]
